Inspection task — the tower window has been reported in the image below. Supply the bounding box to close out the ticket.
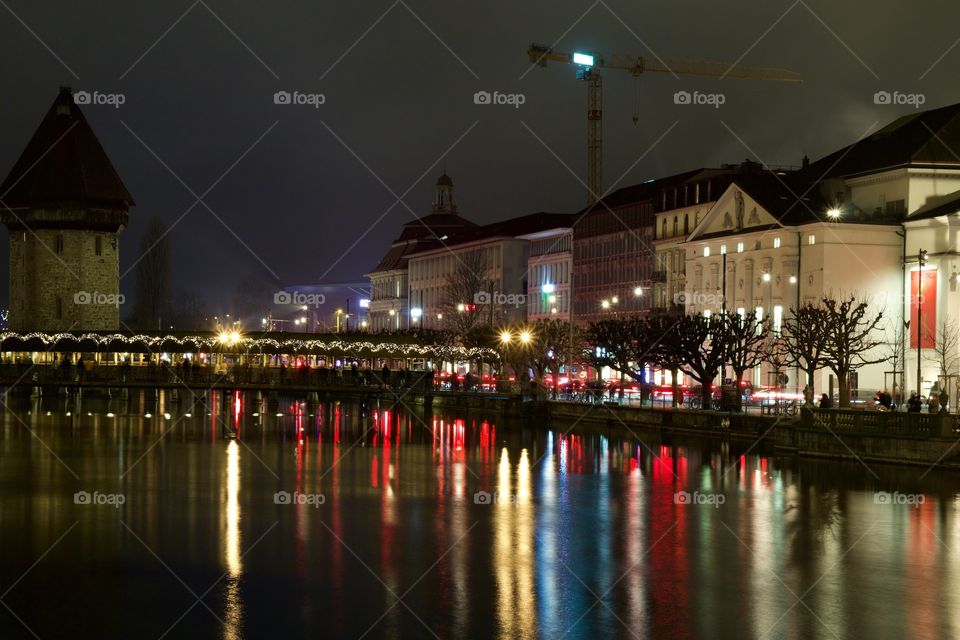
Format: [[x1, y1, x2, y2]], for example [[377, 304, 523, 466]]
[[56, 234, 64, 254], [56, 296, 63, 319], [773, 237, 781, 249], [808, 234, 816, 245], [95, 236, 102, 256]]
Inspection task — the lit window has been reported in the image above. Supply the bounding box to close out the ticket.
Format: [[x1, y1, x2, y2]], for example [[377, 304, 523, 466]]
[[808, 234, 816, 245], [774, 305, 783, 333], [736, 241, 744, 253], [773, 237, 781, 249], [703, 309, 712, 318], [720, 244, 727, 255], [703, 246, 711, 257]]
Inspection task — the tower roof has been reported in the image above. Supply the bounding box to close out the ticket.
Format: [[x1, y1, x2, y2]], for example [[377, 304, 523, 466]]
[[0, 86, 134, 209], [436, 172, 453, 187]]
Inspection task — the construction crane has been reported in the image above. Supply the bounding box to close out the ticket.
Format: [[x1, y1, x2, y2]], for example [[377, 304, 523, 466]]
[[527, 44, 803, 205]]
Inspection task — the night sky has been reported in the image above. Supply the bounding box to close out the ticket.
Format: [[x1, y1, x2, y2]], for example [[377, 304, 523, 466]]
[[0, 0, 955, 313]]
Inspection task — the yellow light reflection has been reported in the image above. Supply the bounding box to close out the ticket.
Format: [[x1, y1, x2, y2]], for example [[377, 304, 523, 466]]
[[223, 440, 243, 640], [494, 448, 536, 638]]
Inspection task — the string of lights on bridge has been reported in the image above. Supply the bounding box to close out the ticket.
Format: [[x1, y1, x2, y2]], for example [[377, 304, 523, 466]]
[[0, 332, 499, 361]]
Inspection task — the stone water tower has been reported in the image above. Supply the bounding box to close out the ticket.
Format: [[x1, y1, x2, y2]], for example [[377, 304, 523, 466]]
[[0, 86, 134, 331]]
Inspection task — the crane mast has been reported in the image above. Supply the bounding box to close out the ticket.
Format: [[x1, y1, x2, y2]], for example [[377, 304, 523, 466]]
[[528, 44, 802, 206]]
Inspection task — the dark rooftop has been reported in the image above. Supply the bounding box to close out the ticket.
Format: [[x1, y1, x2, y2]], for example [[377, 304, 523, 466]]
[[0, 86, 134, 209], [801, 102, 960, 180]]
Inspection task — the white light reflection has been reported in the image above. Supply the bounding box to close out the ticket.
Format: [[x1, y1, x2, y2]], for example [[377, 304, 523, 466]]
[[223, 440, 243, 640]]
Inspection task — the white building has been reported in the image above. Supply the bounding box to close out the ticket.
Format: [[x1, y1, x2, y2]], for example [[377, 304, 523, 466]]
[[407, 212, 575, 330], [522, 225, 574, 321], [366, 174, 476, 332], [682, 103, 960, 399]]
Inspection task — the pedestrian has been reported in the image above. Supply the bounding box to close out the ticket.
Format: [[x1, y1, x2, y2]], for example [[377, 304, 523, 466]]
[[818, 393, 833, 409], [907, 393, 922, 413]]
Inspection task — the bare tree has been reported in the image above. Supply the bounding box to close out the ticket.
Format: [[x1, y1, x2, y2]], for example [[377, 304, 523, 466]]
[[585, 316, 650, 383], [524, 319, 580, 385], [664, 314, 730, 410], [441, 250, 490, 336], [168, 289, 205, 330], [882, 318, 908, 404], [782, 304, 829, 391], [927, 318, 960, 383], [819, 296, 885, 408], [723, 312, 768, 411], [132, 217, 171, 330]]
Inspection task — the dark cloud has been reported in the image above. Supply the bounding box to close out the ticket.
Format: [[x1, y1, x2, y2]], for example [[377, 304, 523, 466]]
[[0, 0, 957, 313]]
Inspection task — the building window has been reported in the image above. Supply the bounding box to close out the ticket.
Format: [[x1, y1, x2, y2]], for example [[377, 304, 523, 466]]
[[808, 234, 816, 245], [736, 241, 744, 253], [774, 305, 783, 334], [661, 219, 667, 238], [755, 240, 762, 250], [56, 296, 63, 319], [684, 215, 689, 234], [672, 217, 678, 236], [95, 236, 102, 256], [56, 234, 64, 254], [773, 237, 781, 249], [703, 246, 711, 257], [720, 244, 727, 255]]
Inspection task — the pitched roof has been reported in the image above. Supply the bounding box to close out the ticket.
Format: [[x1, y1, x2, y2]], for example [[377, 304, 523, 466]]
[[800, 103, 960, 180], [581, 168, 705, 214], [0, 87, 134, 209], [907, 188, 960, 221], [395, 212, 477, 241]]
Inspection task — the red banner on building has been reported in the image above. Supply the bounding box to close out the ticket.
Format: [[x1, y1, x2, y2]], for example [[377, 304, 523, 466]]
[[910, 269, 937, 349]]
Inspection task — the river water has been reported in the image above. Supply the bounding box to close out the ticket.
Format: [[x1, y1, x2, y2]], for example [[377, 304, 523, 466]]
[[1, 390, 959, 639]]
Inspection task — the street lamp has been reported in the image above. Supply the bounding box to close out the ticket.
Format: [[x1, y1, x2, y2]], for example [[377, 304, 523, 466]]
[[917, 249, 928, 397], [633, 286, 643, 297], [601, 299, 610, 310]]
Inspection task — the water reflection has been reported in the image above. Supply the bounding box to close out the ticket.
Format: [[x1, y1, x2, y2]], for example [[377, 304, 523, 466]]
[[4, 393, 960, 639], [223, 440, 242, 640]]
